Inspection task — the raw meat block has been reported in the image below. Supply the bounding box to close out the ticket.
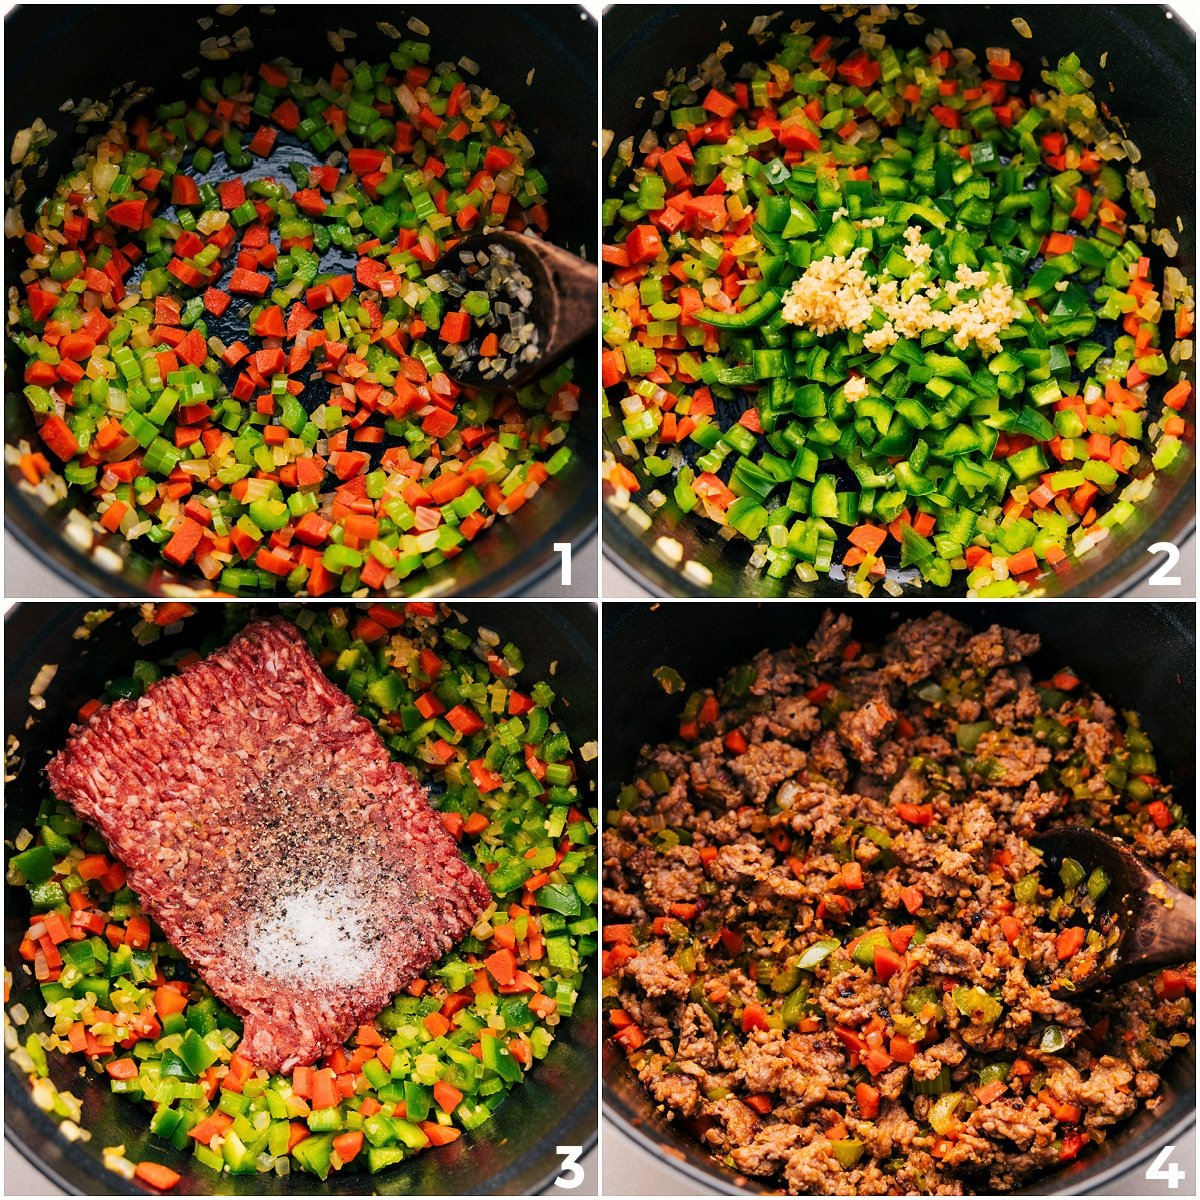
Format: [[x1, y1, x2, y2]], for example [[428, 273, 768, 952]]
[[47, 617, 491, 1072]]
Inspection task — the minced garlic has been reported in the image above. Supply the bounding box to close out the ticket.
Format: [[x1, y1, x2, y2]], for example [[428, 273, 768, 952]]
[[902, 224, 932, 265], [864, 323, 898, 353], [780, 247, 876, 336], [842, 375, 870, 402], [781, 238, 1016, 355]]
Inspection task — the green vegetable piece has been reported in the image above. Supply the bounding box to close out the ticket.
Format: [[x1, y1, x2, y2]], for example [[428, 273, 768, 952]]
[[956, 720, 995, 752], [11, 845, 56, 885], [952, 985, 1002, 1024], [796, 937, 841, 971], [179, 1028, 218, 1075], [910, 1065, 952, 1095], [652, 666, 686, 694], [535, 883, 582, 916], [1014, 873, 1040, 905], [833, 1139, 865, 1169], [1086, 867, 1110, 902], [1059, 858, 1086, 890], [850, 929, 892, 970], [929, 1092, 964, 1135], [1040, 1025, 1067, 1054]]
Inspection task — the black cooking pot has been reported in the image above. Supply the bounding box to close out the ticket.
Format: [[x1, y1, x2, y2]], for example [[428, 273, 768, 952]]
[[5, 601, 597, 1195], [602, 5, 1196, 597], [602, 601, 1195, 1194], [4, 5, 597, 597]]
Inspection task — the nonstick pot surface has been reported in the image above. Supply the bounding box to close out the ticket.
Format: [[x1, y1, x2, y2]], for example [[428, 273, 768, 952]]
[[4, 5, 597, 598], [5, 601, 597, 1195], [602, 602, 1195, 1196], [602, 5, 1196, 598]]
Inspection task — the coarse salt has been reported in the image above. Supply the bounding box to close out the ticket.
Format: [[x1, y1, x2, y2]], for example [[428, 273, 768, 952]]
[[253, 883, 373, 985]]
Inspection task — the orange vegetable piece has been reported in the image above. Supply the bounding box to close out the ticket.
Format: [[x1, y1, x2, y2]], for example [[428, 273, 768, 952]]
[[332, 1131, 364, 1163], [433, 1080, 464, 1113], [1055, 926, 1086, 961], [187, 1111, 234, 1146], [133, 1162, 181, 1191]]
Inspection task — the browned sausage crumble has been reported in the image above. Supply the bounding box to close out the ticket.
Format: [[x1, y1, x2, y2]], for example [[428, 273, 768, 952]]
[[604, 612, 1195, 1195]]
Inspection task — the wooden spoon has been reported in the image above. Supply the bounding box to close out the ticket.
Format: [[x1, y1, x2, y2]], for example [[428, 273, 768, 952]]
[[1032, 825, 1196, 992], [432, 231, 597, 390]]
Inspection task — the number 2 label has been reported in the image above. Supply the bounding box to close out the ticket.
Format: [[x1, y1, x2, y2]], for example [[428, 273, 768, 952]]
[[1146, 542, 1182, 586]]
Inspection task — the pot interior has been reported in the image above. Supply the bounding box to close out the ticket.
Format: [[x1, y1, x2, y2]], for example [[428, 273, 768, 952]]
[[601, 601, 1195, 1195], [5, 600, 598, 1195], [602, 5, 1196, 598], [5, 4, 597, 597]]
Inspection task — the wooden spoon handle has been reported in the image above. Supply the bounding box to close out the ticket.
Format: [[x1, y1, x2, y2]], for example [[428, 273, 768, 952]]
[[1105, 879, 1198, 989], [527, 239, 598, 362], [1123, 885, 1197, 972]]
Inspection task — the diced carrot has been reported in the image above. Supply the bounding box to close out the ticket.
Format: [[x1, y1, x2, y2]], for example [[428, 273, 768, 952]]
[[873, 945, 904, 983], [77, 854, 111, 881], [106, 1057, 139, 1080], [440, 310, 472, 343], [222, 1052, 256, 1093], [154, 985, 189, 1019], [39, 414, 79, 462], [420, 1121, 461, 1146], [741, 1003, 769, 1033], [855, 1082, 881, 1119], [356, 1023, 385, 1047], [1163, 380, 1193, 410], [163, 518, 204, 568], [529, 993, 558, 1019], [463, 812, 490, 837], [484, 947, 517, 987], [863, 1046, 894, 1076], [423, 1011, 451, 1039], [125, 916, 151, 949], [433, 1080, 464, 1113], [1041, 1093, 1082, 1124], [1006, 547, 1039, 576], [187, 1111, 234, 1145], [133, 1162, 181, 1191], [332, 1130, 364, 1162], [607, 462, 640, 493], [311, 1066, 338, 1110], [848, 524, 888, 555], [1055, 926, 1086, 960], [288, 1121, 312, 1150], [840, 861, 864, 891]]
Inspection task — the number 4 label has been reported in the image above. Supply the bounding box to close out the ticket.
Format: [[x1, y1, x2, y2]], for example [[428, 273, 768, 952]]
[[554, 1144, 584, 1189], [1147, 542, 1182, 586], [1147, 1144, 1185, 1189]]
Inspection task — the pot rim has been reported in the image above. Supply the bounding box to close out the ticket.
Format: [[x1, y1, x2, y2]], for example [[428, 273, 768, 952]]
[[601, 1088, 1195, 1198], [3, 2, 597, 600], [2, 598, 600, 1195], [599, 2, 1196, 600]]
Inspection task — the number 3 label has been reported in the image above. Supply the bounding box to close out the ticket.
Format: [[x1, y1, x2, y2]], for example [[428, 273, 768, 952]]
[[1147, 542, 1182, 586], [554, 1144, 584, 1189], [1146, 1143, 1185, 1188]]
